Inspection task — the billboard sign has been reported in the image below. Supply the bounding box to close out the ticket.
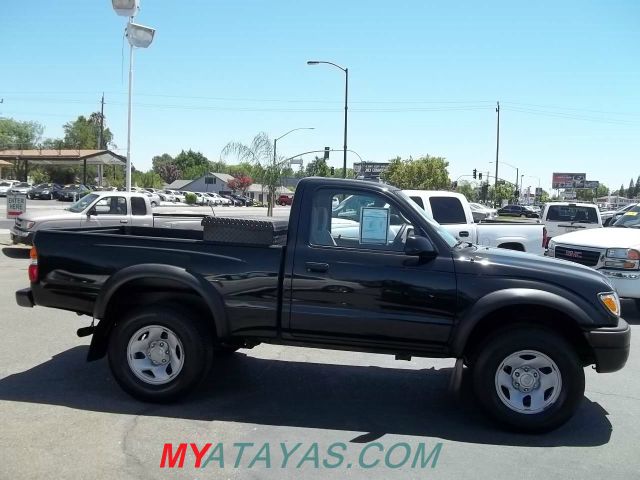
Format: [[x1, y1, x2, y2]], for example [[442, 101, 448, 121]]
[[552, 173, 586, 189], [584, 180, 600, 189]]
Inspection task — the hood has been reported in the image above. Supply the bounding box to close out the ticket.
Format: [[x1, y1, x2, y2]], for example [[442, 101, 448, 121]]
[[18, 209, 80, 223], [552, 227, 640, 249], [454, 245, 614, 294]]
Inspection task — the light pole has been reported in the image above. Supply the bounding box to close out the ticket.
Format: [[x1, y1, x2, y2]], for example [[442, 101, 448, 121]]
[[270, 127, 314, 216], [307, 60, 348, 178], [494, 101, 500, 206], [112, 1, 155, 192], [490, 160, 519, 201]]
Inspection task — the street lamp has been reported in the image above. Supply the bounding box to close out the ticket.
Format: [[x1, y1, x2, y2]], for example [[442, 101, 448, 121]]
[[307, 60, 348, 178], [490, 160, 519, 200], [269, 127, 314, 216], [112, 0, 155, 192]]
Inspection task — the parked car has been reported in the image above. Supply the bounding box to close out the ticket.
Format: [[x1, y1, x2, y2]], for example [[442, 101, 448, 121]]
[[16, 177, 630, 432], [547, 204, 640, 309], [602, 203, 638, 226], [403, 190, 545, 254], [468, 202, 497, 222], [230, 193, 254, 206], [58, 184, 91, 201], [541, 202, 602, 247], [277, 193, 294, 206], [204, 192, 231, 206], [8, 182, 33, 195], [10, 191, 213, 245], [497, 204, 540, 218], [0, 180, 20, 196], [28, 183, 63, 200], [221, 194, 242, 206]]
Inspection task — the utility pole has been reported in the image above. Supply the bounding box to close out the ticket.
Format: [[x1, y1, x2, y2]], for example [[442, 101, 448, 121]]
[[98, 93, 105, 186], [494, 101, 500, 207]]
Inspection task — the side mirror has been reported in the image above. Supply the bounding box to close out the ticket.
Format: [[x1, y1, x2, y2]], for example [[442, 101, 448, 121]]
[[87, 207, 96, 217], [405, 235, 437, 258]]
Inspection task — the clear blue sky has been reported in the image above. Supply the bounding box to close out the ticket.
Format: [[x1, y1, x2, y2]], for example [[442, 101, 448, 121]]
[[1, 0, 639, 192]]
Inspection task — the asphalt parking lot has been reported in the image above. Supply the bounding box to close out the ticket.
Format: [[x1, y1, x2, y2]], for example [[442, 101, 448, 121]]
[[0, 234, 638, 480]]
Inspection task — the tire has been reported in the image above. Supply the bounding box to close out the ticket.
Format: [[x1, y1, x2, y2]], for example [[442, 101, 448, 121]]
[[520, 213, 526, 218], [107, 305, 213, 402], [471, 326, 584, 433], [151, 201, 158, 207]]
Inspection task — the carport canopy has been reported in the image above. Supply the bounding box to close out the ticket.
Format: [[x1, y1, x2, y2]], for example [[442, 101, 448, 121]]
[[0, 149, 125, 184]]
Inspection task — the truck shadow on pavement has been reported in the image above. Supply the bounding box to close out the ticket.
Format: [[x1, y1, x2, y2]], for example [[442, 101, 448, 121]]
[[0, 346, 613, 447]]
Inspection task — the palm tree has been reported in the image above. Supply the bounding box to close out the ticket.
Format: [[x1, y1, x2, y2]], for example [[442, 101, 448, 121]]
[[221, 132, 286, 216]]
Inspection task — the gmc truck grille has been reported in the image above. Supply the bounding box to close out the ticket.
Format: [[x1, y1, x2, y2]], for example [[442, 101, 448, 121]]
[[554, 246, 601, 267]]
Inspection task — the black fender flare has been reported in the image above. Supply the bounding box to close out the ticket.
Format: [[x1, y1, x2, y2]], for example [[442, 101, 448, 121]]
[[450, 288, 594, 357], [88, 264, 228, 361]]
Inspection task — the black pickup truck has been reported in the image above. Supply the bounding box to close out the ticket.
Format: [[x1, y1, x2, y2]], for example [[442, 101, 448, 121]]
[[16, 177, 630, 432]]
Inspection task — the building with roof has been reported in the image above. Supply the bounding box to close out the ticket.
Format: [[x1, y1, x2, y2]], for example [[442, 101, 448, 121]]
[[164, 172, 290, 203]]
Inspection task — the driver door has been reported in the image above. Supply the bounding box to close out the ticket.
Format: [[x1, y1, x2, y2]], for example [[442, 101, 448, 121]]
[[285, 186, 457, 351], [81, 196, 130, 227]]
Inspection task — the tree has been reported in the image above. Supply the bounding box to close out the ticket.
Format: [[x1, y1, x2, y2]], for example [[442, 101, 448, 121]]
[[132, 170, 164, 188], [0, 117, 44, 180], [381, 155, 450, 190], [152, 153, 174, 175], [0, 117, 43, 148], [489, 183, 514, 205], [157, 163, 182, 184], [305, 156, 330, 177], [62, 114, 113, 149], [222, 132, 283, 216], [174, 150, 209, 177], [619, 184, 626, 198], [456, 180, 478, 202], [635, 176, 640, 199], [596, 184, 609, 198], [227, 175, 253, 195], [629, 178, 636, 199]]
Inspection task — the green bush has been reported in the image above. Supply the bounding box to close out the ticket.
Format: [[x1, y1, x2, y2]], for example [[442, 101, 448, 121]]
[[185, 192, 197, 205]]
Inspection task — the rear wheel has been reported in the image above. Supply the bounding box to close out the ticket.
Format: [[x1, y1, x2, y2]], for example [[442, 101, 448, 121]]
[[107, 305, 213, 402], [471, 327, 584, 432], [520, 213, 526, 218]]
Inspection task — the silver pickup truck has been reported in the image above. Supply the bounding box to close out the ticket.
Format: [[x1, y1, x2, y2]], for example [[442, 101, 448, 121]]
[[10, 191, 213, 245]]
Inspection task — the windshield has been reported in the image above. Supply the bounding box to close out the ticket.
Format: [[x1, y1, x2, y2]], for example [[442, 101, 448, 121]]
[[397, 191, 458, 247], [545, 205, 599, 224], [67, 193, 99, 213], [612, 205, 640, 228]]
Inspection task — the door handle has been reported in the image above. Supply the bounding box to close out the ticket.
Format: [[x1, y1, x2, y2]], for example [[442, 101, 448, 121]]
[[459, 231, 469, 238], [120, 219, 129, 224], [305, 262, 329, 273]]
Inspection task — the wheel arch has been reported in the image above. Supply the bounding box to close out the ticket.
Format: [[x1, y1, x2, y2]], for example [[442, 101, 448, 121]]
[[452, 289, 595, 363], [88, 264, 228, 361]]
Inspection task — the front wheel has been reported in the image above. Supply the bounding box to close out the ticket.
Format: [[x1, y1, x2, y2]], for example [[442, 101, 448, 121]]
[[107, 305, 213, 402], [471, 327, 584, 432]]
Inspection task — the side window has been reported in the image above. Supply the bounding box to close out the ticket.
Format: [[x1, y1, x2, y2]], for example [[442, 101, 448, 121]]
[[131, 197, 147, 216], [410, 196, 425, 209], [93, 197, 127, 215], [309, 189, 413, 251], [428, 197, 467, 224]]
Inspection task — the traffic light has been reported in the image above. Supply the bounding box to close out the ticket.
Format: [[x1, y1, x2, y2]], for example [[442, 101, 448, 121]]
[[478, 172, 482, 180], [452, 181, 458, 189], [330, 166, 335, 176], [472, 168, 477, 179], [323, 147, 330, 160]]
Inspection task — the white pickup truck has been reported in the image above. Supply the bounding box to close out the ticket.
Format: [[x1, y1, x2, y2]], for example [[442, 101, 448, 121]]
[[404, 190, 546, 254], [547, 204, 640, 308], [10, 191, 213, 245]]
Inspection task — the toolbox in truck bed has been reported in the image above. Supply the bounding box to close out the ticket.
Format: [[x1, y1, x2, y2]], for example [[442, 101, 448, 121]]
[[201, 216, 288, 245]]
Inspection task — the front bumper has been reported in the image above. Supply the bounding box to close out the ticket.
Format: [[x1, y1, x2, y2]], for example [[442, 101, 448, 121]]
[[9, 226, 34, 245], [586, 318, 631, 373]]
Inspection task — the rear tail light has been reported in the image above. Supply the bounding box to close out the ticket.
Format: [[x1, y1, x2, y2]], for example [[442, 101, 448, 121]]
[[28, 246, 39, 283], [542, 227, 549, 248]]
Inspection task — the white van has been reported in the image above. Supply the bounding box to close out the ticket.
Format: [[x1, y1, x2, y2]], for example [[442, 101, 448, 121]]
[[541, 202, 602, 247]]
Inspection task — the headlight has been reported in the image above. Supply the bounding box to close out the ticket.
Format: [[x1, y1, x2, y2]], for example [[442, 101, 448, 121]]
[[42, 190, 49, 194], [24, 221, 35, 229], [605, 248, 640, 270], [598, 292, 621, 316]]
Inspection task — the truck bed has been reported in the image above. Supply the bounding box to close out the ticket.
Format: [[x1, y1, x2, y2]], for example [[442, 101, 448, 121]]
[[30, 226, 286, 337]]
